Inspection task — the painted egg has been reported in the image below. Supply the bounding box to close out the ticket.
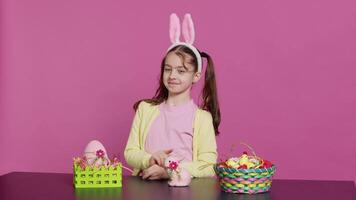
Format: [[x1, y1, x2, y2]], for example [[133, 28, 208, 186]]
[[238, 154, 249, 165], [83, 140, 110, 166], [226, 157, 240, 168]]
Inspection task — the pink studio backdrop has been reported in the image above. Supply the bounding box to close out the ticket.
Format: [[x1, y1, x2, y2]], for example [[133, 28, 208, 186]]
[[1, 0, 355, 182]]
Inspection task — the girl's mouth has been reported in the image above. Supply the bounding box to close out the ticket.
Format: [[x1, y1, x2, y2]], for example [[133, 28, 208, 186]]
[[168, 82, 179, 85]]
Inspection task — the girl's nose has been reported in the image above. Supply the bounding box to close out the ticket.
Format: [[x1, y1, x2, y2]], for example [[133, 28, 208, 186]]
[[168, 70, 178, 79]]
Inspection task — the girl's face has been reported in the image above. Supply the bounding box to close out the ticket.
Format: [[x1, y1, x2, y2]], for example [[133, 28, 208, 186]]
[[163, 52, 201, 96]]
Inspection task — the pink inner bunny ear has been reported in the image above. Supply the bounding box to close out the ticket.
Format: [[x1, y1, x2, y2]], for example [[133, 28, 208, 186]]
[[170, 13, 181, 43], [182, 13, 195, 45]]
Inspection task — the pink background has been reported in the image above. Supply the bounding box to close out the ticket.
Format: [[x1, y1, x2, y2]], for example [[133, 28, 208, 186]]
[[1, 0, 355, 182]]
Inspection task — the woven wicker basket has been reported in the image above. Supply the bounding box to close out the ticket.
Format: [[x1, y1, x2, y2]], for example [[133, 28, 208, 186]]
[[214, 164, 276, 194]]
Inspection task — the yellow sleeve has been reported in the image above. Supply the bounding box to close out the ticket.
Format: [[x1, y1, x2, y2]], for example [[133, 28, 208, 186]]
[[180, 111, 217, 177], [124, 102, 152, 172]]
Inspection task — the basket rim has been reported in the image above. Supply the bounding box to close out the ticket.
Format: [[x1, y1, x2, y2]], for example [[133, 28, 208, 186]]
[[214, 163, 276, 173], [73, 163, 122, 171]]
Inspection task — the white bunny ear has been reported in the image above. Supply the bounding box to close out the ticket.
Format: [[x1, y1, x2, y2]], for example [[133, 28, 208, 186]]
[[169, 13, 181, 43], [182, 13, 195, 45]]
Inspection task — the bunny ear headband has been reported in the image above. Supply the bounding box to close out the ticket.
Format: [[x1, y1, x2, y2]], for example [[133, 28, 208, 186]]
[[167, 13, 203, 73]]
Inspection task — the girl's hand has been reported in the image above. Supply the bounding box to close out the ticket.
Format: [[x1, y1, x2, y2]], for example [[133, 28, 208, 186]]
[[142, 164, 170, 180], [149, 149, 173, 167]]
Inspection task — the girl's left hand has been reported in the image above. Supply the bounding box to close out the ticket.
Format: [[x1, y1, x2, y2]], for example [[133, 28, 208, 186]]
[[142, 164, 169, 180]]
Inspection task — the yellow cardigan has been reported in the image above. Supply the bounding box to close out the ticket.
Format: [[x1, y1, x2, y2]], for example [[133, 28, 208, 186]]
[[124, 101, 217, 177]]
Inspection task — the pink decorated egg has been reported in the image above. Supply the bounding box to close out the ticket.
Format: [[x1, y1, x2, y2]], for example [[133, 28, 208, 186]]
[[83, 140, 110, 166]]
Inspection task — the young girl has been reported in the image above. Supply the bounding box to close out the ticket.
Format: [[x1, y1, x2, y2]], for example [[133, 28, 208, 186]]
[[124, 13, 221, 180]]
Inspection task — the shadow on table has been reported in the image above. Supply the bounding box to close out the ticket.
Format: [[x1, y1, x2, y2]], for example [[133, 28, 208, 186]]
[[189, 177, 271, 200], [217, 192, 270, 200], [75, 188, 122, 200]]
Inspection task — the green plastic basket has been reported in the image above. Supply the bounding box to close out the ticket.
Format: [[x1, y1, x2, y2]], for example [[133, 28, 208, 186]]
[[73, 163, 122, 188], [214, 164, 276, 194]]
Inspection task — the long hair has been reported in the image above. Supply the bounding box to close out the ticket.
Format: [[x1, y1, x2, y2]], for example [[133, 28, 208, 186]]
[[133, 45, 221, 135]]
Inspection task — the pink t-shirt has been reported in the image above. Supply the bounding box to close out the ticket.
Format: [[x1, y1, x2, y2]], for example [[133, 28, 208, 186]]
[[145, 99, 197, 162]]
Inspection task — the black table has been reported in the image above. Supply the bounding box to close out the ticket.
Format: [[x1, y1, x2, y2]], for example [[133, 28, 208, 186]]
[[0, 172, 355, 200]]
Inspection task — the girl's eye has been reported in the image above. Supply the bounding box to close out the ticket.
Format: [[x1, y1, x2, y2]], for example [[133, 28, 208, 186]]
[[164, 68, 172, 72], [178, 70, 186, 74]]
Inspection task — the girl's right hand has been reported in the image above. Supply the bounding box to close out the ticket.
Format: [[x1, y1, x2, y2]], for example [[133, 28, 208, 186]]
[[142, 164, 170, 180], [149, 149, 173, 167]]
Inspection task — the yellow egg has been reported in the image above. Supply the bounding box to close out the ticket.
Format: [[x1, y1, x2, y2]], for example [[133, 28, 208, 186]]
[[226, 157, 239, 168], [239, 155, 249, 165], [247, 162, 256, 168]]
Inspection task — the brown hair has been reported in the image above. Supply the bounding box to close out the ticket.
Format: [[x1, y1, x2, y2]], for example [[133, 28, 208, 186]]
[[133, 45, 221, 135]]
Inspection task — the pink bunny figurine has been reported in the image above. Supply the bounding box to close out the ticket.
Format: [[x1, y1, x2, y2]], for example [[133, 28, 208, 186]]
[[164, 156, 192, 187]]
